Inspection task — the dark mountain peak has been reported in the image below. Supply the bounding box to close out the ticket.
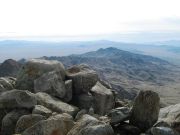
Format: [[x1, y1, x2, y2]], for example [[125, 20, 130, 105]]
[[0, 59, 21, 77], [97, 47, 120, 52]]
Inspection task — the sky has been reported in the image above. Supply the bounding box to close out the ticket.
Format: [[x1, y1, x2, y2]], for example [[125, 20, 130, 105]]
[[0, 0, 180, 41]]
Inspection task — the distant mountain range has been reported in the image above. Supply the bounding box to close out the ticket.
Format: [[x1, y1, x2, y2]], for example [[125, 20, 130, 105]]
[[1, 40, 180, 65]]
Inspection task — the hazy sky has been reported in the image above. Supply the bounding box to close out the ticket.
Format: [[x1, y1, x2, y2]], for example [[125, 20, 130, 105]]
[[0, 0, 180, 40]]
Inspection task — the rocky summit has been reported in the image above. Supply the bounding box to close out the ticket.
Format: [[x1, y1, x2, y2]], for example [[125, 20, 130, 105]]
[[0, 59, 179, 135]]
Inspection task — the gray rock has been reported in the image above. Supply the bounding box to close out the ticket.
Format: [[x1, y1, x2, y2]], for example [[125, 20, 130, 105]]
[[35, 92, 79, 116], [130, 90, 160, 131], [1, 109, 29, 135], [75, 109, 87, 121], [32, 105, 52, 117], [0, 89, 37, 109], [63, 80, 73, 102], [16, 59, 65, 92], [0, 77, 16, 93], [91, 82, 115, 115], [158, 103, 180, 133], [22, 113, 75, 135], [73, 93, 93, 110], [34, 71, 66, 99], [15, 114, 46, 134], [107, 107, 130, 125], [151, 127, 179, 135], [67, 114, 114, 135], [66, 64, 98, 94]]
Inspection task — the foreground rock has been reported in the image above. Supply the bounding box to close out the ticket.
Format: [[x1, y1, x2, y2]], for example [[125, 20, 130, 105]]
[[67, 114, 114, 135], [15, 114, 46, 134], [91, 82, 115, 115], [34, 71, 66, 99], [73, 93, 93, 110], [35, 92, 79, 116], [22, 113, 74, 135], [107, 107, 130, 125], [158, 103, 180, 133], [16, 59, 65, 92], [0, 89, 37, 109], [32, 105, 52, 117], [130, 90, 160, 131], [1, 109, 29, 135], [0, 77, 16, 92], [66, 64, 98, 94], [150, 127, 179, 135]]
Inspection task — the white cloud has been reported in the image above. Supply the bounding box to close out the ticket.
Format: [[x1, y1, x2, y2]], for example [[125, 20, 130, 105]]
[[0, 0, 180, 37]]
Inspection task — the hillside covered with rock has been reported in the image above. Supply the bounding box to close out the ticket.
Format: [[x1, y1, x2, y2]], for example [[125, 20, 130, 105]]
[[0, 59, 180, 135]]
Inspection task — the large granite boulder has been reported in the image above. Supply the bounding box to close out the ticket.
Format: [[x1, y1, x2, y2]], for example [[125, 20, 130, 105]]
[[34, 71, 66, 99], [35, 92, 79, 116], [1, 109, 29, 135], [22, 113, 75, 135], [67, 114, 114, 135], [0, 89, 37, 109], [15, 114, 46, 134], [107, 107, 130, 125], [130, 90, 160, 131], [0, 77, 16, 93], [66, 64, 98, 94], [158, 103, 180, 133], [91, 82, 115, 115], [32, 105, 52, 117], [63, 80, 73, 102], [73, 93, 94, 110], [16, 59, 65, 92]]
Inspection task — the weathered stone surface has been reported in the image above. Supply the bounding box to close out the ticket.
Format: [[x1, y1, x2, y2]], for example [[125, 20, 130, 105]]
[[67, 114, 114, 135], [32, 105, 52, 117], [66, 64, 98, 94], [15, 114, 46, 134], [107, 107, 130, 125], [91, 82, 115, 115], [22, 113, 75, 135], [158, 103, 180, 133], [34, 71, 66, 99], [16, 59, 65, 91], [0, 89, 37, 109], [35, 92, 79, 116], [1, 109, 29, 135], [75, 109, 87, 121], [0, 77, 16, 92], [151, 127, 179, 135], [63, 80, 73, 102], [130, 90, 160, 131], [73, 93, 93, 110]]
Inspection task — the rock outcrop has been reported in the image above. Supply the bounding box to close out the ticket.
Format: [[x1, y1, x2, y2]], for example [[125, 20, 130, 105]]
[[35, 92, 79, 116], [158, 103, 180, 133], [91, 81, 115, 115], [34, 71, 66, 99], [0, 59, 179, 135], [16, 59, 65, 91], [22, 113, 75, 135], [66, 64, 98, 94], [1, 109, 29, 135], [130, 90, 160, 131], [0, 89, 37, 109], [67, 114, 114, 135], [15, 114, 46, 133]]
